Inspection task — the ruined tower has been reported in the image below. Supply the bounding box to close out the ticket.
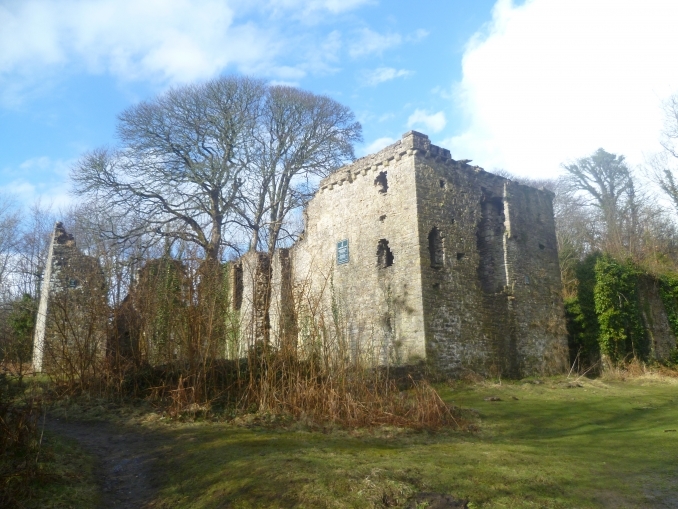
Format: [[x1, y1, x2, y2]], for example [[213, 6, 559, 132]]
[[255, 131, 569, 377], [32, 222, 106, 373]]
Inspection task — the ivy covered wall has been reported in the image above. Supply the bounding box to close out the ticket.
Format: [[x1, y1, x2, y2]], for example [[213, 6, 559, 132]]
[[565, 254, 678, 367]]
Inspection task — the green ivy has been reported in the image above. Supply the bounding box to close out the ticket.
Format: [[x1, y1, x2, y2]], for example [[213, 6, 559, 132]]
[[564, 253, 601, 366], [4, 294, 37, 364], [593, 255, 648, 363], [658, 273, 678, 364], [659, 274, 678, 337]]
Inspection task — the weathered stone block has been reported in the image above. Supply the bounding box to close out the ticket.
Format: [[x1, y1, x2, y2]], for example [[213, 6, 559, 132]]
[[240, 131, 570, 377]]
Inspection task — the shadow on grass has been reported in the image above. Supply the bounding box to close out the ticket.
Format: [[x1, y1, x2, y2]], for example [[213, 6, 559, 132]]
[[152, 423, 603, 508], [46, 378, 678, 509]]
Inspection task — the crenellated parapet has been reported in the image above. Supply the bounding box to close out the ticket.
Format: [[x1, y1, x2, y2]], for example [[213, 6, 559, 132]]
[[318, 131, 484, 193], [234, 130, 570, 377]]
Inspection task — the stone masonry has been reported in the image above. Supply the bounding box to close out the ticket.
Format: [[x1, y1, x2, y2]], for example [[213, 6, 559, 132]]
[[32, 222, 106, 373], [239, 131, 570, 377]]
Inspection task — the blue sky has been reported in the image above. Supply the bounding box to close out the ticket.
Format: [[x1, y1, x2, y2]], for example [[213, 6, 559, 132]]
[[2, 0, 678, 209]]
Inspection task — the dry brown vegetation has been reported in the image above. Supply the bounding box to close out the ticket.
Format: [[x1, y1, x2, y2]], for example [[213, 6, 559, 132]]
[[0, 375, 47, 509], [27, 255, 462, 431], [598, 356, 678, 381]]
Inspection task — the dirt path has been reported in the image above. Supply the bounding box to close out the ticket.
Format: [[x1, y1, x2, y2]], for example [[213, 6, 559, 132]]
[[47, 418, 167, 508]]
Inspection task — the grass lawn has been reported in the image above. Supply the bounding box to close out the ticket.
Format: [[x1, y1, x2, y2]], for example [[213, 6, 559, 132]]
[[144, 375, 678, 508], [1, 428, 99, 509], [29, 374, 678, 508]]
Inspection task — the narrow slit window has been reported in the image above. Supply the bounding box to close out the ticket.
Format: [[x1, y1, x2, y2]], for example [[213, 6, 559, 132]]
[[233, 263, 243, 310], [374, 171, 388, 194], [376, 239, 394, 268], [428, 227, 445, 267], [337, 239, 349, 265]]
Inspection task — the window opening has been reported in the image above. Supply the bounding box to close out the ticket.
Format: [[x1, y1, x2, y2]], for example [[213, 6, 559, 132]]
[[233, 262, 243, 311], [439, 179, 446, 189], [337, 239, 349, 265], [428, 227, 445, 267], [456, 252, 465, 260], [374, 171, 388, 194], [376, 239, 394, 268]]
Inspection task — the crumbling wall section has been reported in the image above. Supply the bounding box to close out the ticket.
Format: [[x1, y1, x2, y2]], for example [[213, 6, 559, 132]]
[[638, 276, 677, 361], [500, 181, 569, 375], [269, 248, 297, 354], [32, 222, 107, 373], [238, 251, 272, 351]]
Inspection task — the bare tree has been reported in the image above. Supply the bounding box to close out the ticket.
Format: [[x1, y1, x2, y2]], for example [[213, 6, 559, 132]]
[[72, 76, 363, 263], [13, 202, 55, 299], [0, 195, 20, 295], [562, 148, 637, 254], [60, 201, 149, 309], [242, 86, 362, 252], [72, 76, 267, 262], [648, 94, 678, 214]]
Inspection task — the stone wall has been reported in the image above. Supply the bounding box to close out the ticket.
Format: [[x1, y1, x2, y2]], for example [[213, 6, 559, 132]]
[[237, 251, 272, 352], [638, 276, 677, 361], [32, 222, 107, 373], [291, 131, 427, 364], [268, 249, 297, 354], [238, 131, 569, 376], [410, 134, 567, 377]]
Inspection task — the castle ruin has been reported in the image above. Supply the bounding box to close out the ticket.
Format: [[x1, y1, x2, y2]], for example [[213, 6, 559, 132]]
[[32, 222, 107, 373], [33, 132, 573, 377], [237, 131, 570, 377]]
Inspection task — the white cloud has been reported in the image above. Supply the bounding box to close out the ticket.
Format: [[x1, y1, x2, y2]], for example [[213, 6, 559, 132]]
[[268, 79, 301, 87], [0, 179, 72, 209], [19, 156, 53, 171], [1, 1, 258, 84], [361, 136, 396, 156], [19, 156, 72, 177], [2, 156, 75, 208], [444, 0, 678, 178], [407, 109, 447, 134], [349, 28, 402, 58], [0, 0, 372, 104], [265, 0, 373, 16], [406, 29, 429, 43], [293, 30, 343, 76], [266, 66, 307, 81], [364, 67, 412, 86], [312, 0, 372, 13]]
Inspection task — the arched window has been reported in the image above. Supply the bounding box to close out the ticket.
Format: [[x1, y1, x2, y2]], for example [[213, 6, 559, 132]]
[[376, 239, 394, 268], [428, 227, 444, 267]]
